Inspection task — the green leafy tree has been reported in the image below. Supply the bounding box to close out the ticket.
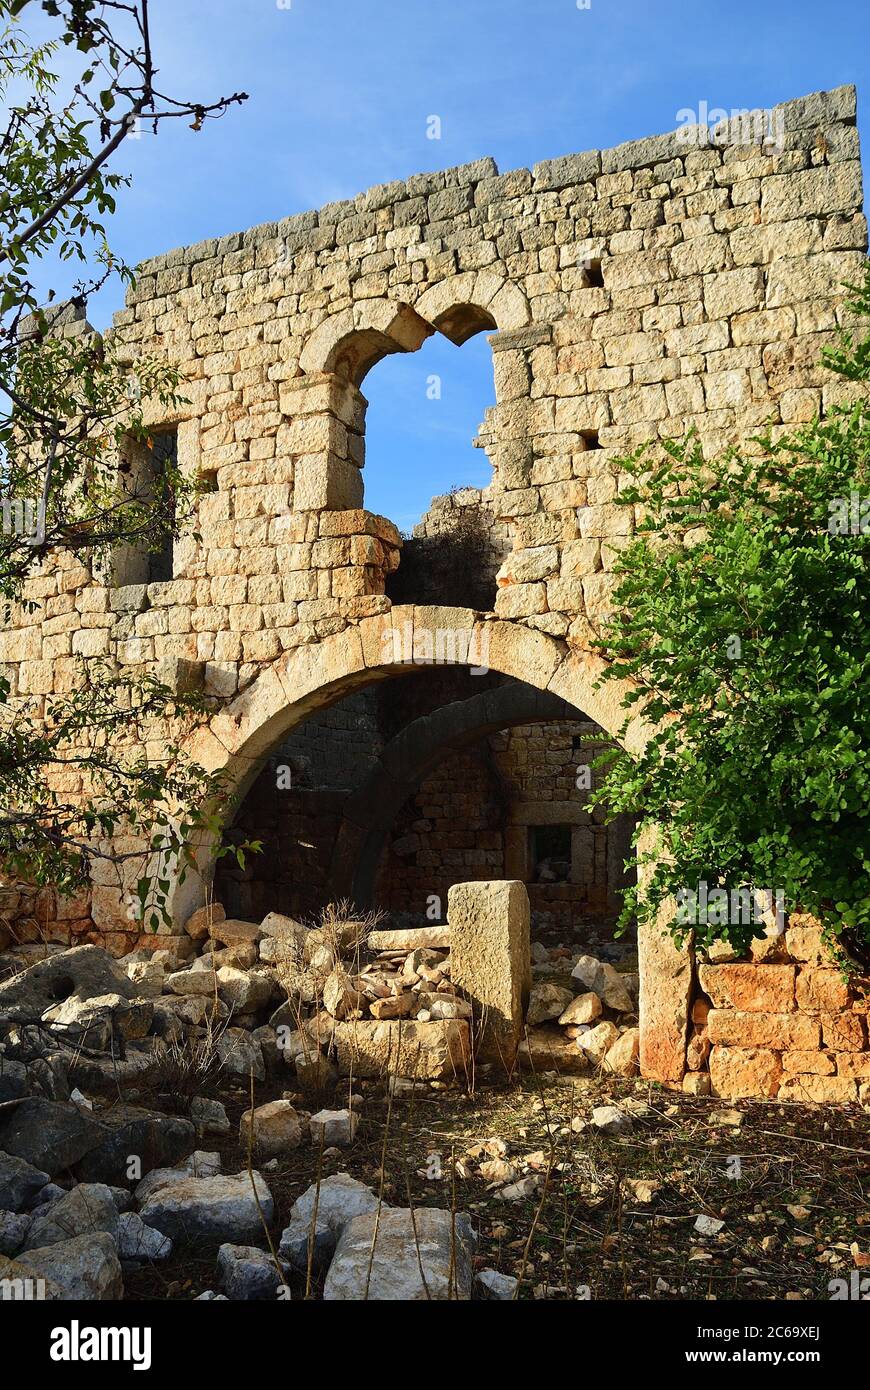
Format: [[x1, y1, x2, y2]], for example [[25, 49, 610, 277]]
[[592, 267, 870, 962], [0, 1, 251, 927]]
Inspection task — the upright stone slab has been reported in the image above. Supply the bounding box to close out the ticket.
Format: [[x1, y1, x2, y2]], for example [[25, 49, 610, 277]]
[[448, 880, 531, 1070]]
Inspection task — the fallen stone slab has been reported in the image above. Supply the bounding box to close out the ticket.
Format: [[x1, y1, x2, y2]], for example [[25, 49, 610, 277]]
[[333, 1018, 470, 1081], [17, 1231, 123, 1299], [324, 1207, 476, 1301], [367, 925, 450, 952], [138, 1170, 274, 1245]]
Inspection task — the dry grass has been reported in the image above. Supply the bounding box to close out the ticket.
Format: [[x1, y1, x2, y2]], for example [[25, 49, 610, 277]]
[[122, 1059, 870, 1302]]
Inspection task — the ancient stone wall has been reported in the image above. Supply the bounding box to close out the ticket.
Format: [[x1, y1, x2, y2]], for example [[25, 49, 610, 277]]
[[0, 85, 867, 1094]]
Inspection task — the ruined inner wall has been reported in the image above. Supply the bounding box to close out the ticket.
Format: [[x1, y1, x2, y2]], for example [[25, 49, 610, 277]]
[[0, 86, 867, 1095]]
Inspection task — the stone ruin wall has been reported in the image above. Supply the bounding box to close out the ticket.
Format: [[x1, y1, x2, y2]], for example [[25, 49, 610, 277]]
[[0, 85, 867, 1096], [216, 697, 629, 928]]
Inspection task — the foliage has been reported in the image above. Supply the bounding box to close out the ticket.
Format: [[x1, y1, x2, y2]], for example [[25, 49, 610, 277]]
[[0, 1, 248, 924], [591, 265, 870, 958]]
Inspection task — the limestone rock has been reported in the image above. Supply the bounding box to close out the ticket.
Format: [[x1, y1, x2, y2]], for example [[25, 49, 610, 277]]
[[324, 1207, 476, 1301], [603, 1026, 640, 1076], [527, 983, 574, 1025], [139, 1170, 274, 1244], [23, 1183, 119, 1250], [475, 1268, 518, 1300], [278, 1172, 382, 1273], [0, 945, 137, 1025], [309, 1108, 358, 1147], [591, 1105, 633, 1135], [117, 1212, 172, 1261], [0, 1099, 104, 1178], [323, 967, 365, 1020], [516, 1027, 589, 1075], [0, 1209, 30, 1255], [184, 902, 226, 941], [18, 1231, 123, 1299], [239, 1100, 304, 1157], [558, 991, 602, 1026], [191, 1096, 231, 1135], [217, 1242, 289, 1300], [575, 1020, 620, 1065], [570, 955, 634, 1012], [333, 1018, 470, 1081], [0, 1151, 50, 1212]]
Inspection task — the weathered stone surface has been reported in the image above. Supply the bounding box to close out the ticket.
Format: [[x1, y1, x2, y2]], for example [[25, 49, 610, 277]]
[[637, 911, 693, 1084], [117, 1212, 172, 1261], [184, 901, 226, 941], [448, 879, 531, 1066], [526, 982, 574, 1025], [217, 1242, 288, 1299], [309, 1108, 358, 1147], [475, 1267, 518, 1300], [0, 1151, 50, 1212], [698, 963, 796, 1012], [23, 1183, 119, 1250], [0, 1210, 31, 1255], [603, 1026, 640, 1076], [323, 1206, 475, 1301], [576, 1020, 620, 1065], [239, 1100, 303, 1157], [333, 1018, 470, 1080], [367, 925, 450, 952], [707, 1010, 820, 1050], [558, 991, 602, 1026], [278, 1172, 382, 1273], [139, 1171, 274, 1244], [516, 1026, 589, 1075], [0, 1100, 103, 1177], [18, 1232, 123, 1299], [0, 945, 137, 1024], [570, 955, 634, 1012], [709, 1046, 782, 1099]]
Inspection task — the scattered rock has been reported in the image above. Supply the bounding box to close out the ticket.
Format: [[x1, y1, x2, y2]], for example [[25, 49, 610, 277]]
[[475, 1268, 518, 1300], [526, 983, 574, 1025], [190, 1096, 231, 1135], [117, 1212, 172, 1262], [591, 1105, 633, 1136], [324, 1207, 475, 1301], [139, 1170, 274, 1245], [278, 1173, 382, 1273], [575, 1020, 620, 1065], [217, 1243, 289, 1300], [558, 992, 602, 1026], [309, 1109, 358, 1147], [0, 1209, 31, 1255], [18, 1231, 123, 1300], [239, 1100, 303, 1157], [23, 1183, 119, 1251], [0, 1151, 50, 1212], [603, 1026, 640, 1076]]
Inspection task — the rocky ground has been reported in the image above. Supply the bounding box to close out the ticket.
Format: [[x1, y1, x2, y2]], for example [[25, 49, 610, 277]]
[[0, 909, 866, 1300]]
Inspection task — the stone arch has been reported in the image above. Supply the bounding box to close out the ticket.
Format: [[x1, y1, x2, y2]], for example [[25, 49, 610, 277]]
[[177, 608, 643, 913], [328, 682, 578, 905], [298, 301, 434, 385], [413, 270, 531, 341]]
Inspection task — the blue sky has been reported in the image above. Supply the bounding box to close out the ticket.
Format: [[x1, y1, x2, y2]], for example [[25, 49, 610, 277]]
[[22, 0, 870, 526]]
